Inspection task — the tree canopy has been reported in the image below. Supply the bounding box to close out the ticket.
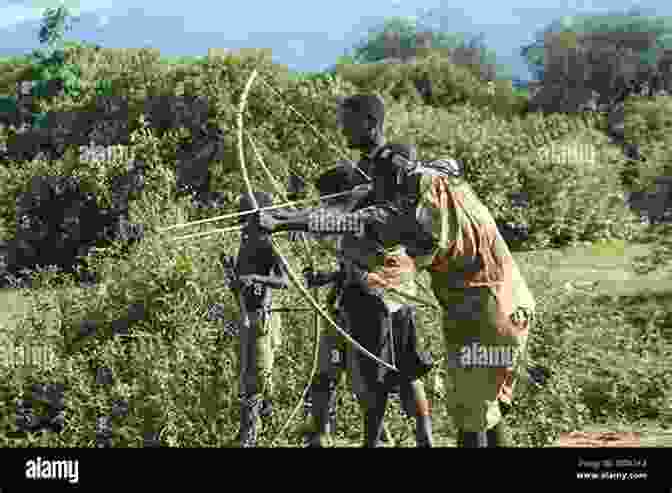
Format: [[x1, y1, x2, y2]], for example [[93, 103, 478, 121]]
[[342, 16, 511, 81], [520, 9, 672, 81]]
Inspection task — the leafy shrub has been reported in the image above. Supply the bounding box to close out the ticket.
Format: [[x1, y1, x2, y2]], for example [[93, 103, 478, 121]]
[[0, 170, 144, 285], [623, 95, 672, 192], [632, 222, 672, 276], [21, 48, 82, 102], [0, 41, 666, 448], [504, 253, 672, 446], [512, 129, 646, 247], [335, 55, 530, 119], [94, 79, 114, 98], [0, 96, 17, 114], [384, 100, 639, 248], [1, 185, 325, 447]]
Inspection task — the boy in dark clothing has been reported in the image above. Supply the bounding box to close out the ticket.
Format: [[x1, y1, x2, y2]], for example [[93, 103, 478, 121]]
[[298, 163, 368, 447], [229, 190, 289, 447], [259, 93, 536, 448], [301, 161, 434, 447]]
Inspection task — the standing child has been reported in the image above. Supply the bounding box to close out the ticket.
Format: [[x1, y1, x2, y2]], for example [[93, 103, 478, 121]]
[[301, 162, 434, 447], [229, 190, 289, 447]]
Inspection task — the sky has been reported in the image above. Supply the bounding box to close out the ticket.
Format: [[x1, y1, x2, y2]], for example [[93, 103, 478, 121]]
[[1, 0, 670, 80]]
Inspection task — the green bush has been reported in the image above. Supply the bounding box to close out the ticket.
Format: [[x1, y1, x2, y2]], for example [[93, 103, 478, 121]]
[[623, 95, 672, 192], [0, 44, 647, 252], [0, 95, 17, 113], [383, 101, 641, 248], [512, 129, 645, 248], [0, 138, 135, 234], [508, 287, 672, 446], [335, 55, 530, 119], [3, 44, 635, 252], [0, 166, 334, 447], [1, 42, 667, 448], [625, 95, 672, 146], [0, 56, 33, 96], [94, 79, 114, 98], [633, 222, 672, 276]]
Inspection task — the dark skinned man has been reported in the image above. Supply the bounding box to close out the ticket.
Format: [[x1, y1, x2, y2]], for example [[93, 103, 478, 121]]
[[301, 161, 434, 447], [257, 94, 535, 447]]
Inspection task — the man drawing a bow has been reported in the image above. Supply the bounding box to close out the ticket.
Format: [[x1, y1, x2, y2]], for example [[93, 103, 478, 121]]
[[258, 93, 536, 447]]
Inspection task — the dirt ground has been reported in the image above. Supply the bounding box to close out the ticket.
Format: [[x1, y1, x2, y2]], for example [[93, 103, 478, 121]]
[[556, 431, 642, 447]]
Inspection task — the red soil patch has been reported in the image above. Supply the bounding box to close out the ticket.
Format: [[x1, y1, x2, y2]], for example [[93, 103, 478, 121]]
[[557, 431, 642, 447]]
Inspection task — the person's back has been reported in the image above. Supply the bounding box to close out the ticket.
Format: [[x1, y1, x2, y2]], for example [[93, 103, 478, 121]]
[[410, 168, 535, 316], [400, 162, 535, 446], [256, 91, 534, 446], [334, 148, 537, 443]]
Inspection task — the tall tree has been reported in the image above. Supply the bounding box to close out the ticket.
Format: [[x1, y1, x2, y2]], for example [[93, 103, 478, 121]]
[[37, 6, 80, 53], [352, 16, 484, 62], [519, 10, 672, 81], [350, 16, 508, 80]]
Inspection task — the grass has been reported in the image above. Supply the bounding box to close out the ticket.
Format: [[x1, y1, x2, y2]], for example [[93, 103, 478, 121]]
[[2, 237, 670, 447], [523, 240, 672, 296], [512, 240, 671, 446], [1, 287, 62, 376]]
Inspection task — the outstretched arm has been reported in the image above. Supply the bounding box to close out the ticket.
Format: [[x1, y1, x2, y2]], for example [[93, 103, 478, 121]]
[[241, 263, 289, 289], [259, 184, 373, 233], [259, 206, 374, 237], [257, 205, 315, 233]]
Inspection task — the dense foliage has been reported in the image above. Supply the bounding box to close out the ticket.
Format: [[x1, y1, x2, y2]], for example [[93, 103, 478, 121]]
[[0, 13, 669, 448]]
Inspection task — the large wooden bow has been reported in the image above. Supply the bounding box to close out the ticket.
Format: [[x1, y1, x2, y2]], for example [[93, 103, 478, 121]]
[[235, 68, 397, 446]]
